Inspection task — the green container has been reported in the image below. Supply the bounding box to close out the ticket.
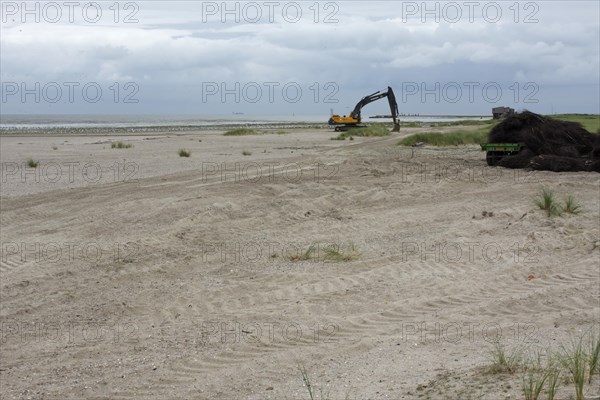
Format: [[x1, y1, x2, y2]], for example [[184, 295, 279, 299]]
[[480, 143, 525, 166]]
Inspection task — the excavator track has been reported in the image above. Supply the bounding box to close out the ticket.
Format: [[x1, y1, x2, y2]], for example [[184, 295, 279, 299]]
[[334, 125, 367, 132]]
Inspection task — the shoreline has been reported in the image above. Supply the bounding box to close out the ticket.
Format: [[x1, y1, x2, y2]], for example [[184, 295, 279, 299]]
[[0, 123, 331, 136], [0, 120, 491, 137], [0, 114, 504, 136]]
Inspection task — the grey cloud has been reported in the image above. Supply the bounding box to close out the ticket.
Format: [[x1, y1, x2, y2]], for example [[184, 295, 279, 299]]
[[1, 1, 598, 114]]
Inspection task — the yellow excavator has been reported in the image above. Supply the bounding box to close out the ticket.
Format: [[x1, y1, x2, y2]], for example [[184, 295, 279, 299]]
[[328, 86, 400, 132]]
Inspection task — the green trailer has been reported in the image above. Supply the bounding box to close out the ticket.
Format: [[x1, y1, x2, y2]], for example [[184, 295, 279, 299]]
[[480, 143, 525, 166]]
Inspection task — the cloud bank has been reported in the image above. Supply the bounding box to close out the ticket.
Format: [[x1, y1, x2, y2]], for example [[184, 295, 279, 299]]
[[1, 1, 598, 115]]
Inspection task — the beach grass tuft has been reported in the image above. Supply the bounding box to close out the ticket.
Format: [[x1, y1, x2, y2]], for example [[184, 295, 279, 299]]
[[111, 141, 133, 149], [224, 128, 258, 136]]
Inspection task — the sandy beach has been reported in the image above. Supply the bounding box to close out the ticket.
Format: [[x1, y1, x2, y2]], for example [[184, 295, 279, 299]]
[[1, 127, 599, 399]]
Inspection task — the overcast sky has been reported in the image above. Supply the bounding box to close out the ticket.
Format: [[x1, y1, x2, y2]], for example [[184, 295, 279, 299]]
[[1, 1, 598, 116]]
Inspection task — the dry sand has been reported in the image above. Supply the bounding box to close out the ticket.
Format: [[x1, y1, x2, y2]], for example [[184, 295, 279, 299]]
[[0, 127, 599, 399]]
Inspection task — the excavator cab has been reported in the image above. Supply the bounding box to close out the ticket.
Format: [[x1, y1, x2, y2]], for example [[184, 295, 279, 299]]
[[328, 86, 400, 132]]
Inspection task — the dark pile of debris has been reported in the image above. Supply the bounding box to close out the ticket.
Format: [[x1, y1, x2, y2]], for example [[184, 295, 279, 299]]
[[488, 111, 600, 172]]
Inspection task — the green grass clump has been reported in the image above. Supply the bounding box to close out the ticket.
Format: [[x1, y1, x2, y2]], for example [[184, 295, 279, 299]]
[[563, 195, 582, 215], [545, 367, 561, 400], [555, 331, 600, 399], [488, 341, 523, 374], [520, 349, 560, 400], [397, 119, 496, 129], [588, 332, 600, 383], [111, 141, 133, 149], [322, 243, 360, 262], [323, 244, 360, 262], [242, 150, 252, 156], [534, 188, 562, 217], [484, 332, 599, 400], [550, 114, 600, 133], [352, 125, 393, 136], [429, 119, 498, 127], [400, 121, 422, 128], [178, 149, 191, 157], [288, 244, 317, 261], [26, 158, 39, 168], [560, 337, 587, 400], [534, 189, 584, 217], [288, 243, 360, 262], [333, 125, 391, 140], [522, 370, 549, 400], [398, 127, 490, 146], [223, 128, 258, 136]]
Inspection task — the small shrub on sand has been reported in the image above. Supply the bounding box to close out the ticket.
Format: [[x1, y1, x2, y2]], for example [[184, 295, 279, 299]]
[[287, 243, 360, 262], [559, 336, 587, 400], [111, 141, 133, 149], [333, 125, 391, 140], [224, 128, 258, 136], [178, 149, 191, 157], [288, 244, 317, 261], [478, 332, 599, 400], [534, 188, 562, 217], [398, 127, 489, 146], [322, 243, 360, 262], [488, 340, 523, 374], [563, 195, 582, 215]]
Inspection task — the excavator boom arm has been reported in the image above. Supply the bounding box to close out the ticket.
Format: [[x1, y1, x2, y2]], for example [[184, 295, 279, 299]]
[[351, 86, 399, 131], [350, 90, 390, 120]]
